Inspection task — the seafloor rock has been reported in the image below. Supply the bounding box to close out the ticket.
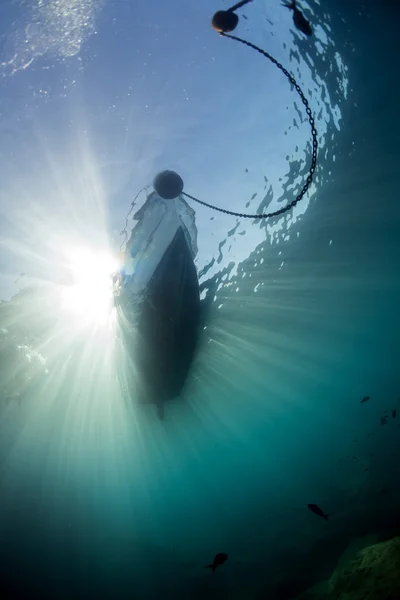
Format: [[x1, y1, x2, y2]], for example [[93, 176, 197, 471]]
[[295, 536, 400, 600], [329, 536, 400, 600]]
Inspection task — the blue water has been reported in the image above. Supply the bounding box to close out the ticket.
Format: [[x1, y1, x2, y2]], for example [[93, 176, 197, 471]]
[[0, 1, 399, 599]]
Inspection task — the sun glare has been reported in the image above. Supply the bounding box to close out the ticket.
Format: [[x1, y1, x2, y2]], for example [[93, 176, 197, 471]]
[[61, 247, 119, 327]]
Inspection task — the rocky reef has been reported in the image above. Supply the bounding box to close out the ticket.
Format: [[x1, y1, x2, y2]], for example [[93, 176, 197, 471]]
[[296, 536, 400, 600]]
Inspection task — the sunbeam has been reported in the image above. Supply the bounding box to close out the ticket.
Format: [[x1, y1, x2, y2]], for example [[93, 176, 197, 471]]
[[60, 245, 119, 328]]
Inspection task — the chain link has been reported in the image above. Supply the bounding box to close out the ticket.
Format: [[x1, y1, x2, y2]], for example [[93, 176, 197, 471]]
[[183, 32, 318, 220], [121, 33, 318, 226], [228, 0, 254, 11]]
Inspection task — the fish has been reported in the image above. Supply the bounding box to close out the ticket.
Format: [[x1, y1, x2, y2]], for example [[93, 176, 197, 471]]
[[360, 396, 370, 404], [281, 0, 312, 36], [381, 416, 388, 425], [204, 552, 228, 573], [392, 408, 397, 419], [308, 503, 329, 521]]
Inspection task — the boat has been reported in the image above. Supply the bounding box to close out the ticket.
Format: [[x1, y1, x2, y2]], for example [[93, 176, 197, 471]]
[[115, 184, 201, 419]]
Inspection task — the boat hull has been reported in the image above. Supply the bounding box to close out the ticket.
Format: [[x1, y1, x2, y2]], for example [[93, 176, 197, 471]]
[[118, 225, 200, 418]]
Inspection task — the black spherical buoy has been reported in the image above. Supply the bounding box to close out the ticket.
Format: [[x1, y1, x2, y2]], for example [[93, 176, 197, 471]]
[[153, 170, 184, 200], [212, 10, 239, 33]]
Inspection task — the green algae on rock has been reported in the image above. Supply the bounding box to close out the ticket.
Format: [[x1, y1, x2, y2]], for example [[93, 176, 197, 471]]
[[329, 536, 400, 600], [295, 536, 400, 600]]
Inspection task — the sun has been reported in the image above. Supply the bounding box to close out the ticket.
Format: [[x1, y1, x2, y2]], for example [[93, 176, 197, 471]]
[[60, 246, 120, 327]]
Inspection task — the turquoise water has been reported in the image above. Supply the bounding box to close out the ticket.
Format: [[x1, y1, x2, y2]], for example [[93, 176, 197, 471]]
[[0, 1, 399, 599]]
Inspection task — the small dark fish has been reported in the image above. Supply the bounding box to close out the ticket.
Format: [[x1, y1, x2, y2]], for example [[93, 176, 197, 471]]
[[360, 396, 370, 404], [308, 504, 329, 521], [392, 408, 397, 419], [282, 0, 312, 36], [381, 416, 388, 425], [204, 552, 228, 573]]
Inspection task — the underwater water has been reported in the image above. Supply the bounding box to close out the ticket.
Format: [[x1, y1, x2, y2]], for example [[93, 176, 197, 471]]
[[0, 0, 399, 599]]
